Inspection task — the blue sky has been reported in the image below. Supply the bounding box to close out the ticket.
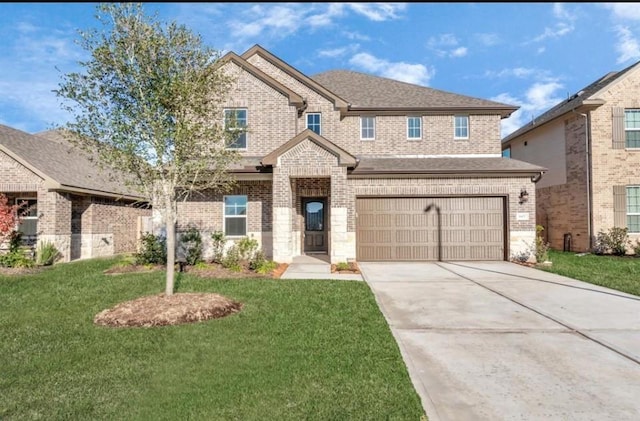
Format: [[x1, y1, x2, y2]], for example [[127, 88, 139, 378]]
[[1, 2, 640, 138]]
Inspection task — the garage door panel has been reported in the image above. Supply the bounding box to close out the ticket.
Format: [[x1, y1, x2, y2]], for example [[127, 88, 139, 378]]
[[357, 197, 505, 261]]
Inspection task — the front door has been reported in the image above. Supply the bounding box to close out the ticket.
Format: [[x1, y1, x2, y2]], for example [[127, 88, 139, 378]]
[[303, 198, 327, 253]]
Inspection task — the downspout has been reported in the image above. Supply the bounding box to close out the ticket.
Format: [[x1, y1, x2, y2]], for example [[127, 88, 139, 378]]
[[578, 111, 593, 250]]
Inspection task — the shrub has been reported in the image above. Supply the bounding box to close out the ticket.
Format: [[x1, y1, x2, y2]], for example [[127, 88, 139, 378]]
[[534, 225, 550, 263], [210, 231, 226, 264], [633, 240, 640, 257], [254, 259, 277, 275], [511, 249, 530, 263], [221, 245, 241, 271], [0, 250, 34, 268], [335, 262, 350, 271], [36, 241, 60, 266], [135, 233, 167, 265], [593, 227, 630, 256], [179, 227, 203, 266], [236, 236, 259, 261]]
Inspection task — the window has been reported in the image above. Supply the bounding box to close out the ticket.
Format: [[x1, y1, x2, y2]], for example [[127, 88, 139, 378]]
[[624, 109, 640, 148], [224, 108, 247, 149], [361, 116, 375, 140], [454, 115, 469, 139], [407, 116, 421, 140], [502, 147, 511, 158], [224, 195, 247, 236], [627, 186, 640, 233], [15, 198, 37, 238], [306, 113, 321, 135]]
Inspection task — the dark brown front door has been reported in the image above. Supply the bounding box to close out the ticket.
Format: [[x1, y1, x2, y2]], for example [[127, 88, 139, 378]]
[[303, 198, 327, 253]]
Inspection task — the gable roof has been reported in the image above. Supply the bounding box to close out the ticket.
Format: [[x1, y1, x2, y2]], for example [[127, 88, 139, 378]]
[[312, 70, 518, 117], [261, 129, 357, 167], [219, 51, 305, 109], [0, 125, 144, 200], [241, 44, 350, 111], [502, 60, 640, 145]]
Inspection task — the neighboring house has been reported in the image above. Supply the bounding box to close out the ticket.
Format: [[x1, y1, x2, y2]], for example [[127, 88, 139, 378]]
[[0, 125, 151, 261], [174, 44, 545, 263], [502, 60, 640, 252]]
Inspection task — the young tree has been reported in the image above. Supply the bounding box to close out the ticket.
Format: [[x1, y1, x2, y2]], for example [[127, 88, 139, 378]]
[[56, 3, 239, 295]]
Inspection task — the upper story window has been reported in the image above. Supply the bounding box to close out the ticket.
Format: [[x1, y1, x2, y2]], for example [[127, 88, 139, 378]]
[[407, 117, 422, 140], [306, 113, 321, 135], [627, 186, 640, 233], [224, 195, 247, 236], [224, 108, 247, 149], [624, 109, 640, 148], [454, 115, 469, 139], [502, 147, 511, 158], [361, 116, 375, 140]]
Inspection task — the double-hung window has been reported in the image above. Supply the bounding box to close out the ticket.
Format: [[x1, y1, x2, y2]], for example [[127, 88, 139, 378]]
[[15, 198, 37, 238], [361, 116, 375, 140], [624, 109, 640, 148], [627, 186, 640, 233], [306, 113, 321, 135], [224, 195, 247, 236], [407, 116, 421, 140], [454, 115, 469, 139], [224, 108, 247, 149]]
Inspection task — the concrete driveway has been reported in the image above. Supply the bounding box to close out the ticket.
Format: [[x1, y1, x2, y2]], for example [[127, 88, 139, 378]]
[[359, 261, 640, 421]]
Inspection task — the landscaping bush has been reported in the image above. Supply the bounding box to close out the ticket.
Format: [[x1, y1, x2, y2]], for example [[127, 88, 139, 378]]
[[135, 233, 167, 265], [634, 240, 640, 257], [221, 244, 242, 271], [210, 231, 226, 264], [179, 227, 203, 266], [0, 250, 34, 268], [248, 249, 277, 274], [335, 262, 351, 271], [236, 236, 259, 261], [533, 225, 550, 263], [36, 241, 60, 266], [593, 227, 630, 256]]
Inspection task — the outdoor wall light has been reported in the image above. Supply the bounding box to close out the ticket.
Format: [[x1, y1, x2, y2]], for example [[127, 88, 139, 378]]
[[519, 188, 529, 204]]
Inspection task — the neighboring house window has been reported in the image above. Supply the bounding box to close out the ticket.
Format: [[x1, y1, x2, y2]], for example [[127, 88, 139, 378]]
[[624, 109, 640, 148], [407, 116, 421, 140], [502, 147, 511, 158], [627, 186, 640, 233], [15, 197, 37, 238], [224, 195, 247, 236], [361, 116, 375, 140], [454, 115, 469, 139], [224, 108, 247, 149], [306, 113, 321, 135]]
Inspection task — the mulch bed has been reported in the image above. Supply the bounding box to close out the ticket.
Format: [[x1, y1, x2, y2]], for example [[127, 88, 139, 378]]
[[186, 262, 289, 279], [331, 261, 361, 274], [94, 292, 243, 328]]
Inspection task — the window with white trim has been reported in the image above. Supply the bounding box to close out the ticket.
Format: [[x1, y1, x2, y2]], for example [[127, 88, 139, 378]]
[[361, 116, 375, 140], [624, 109, 640, 148], [407, 116, 421, 140], [454, 115, 469, 139], [224, 195, 247, 236], [627, 186, 640, 233], [15, 197, 37, 237], [224, 108, 247, 149], [306, 113, 321, 135]]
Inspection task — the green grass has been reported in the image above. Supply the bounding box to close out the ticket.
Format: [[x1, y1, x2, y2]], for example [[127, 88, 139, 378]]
[[539, 250, 640, 296], [0, 257, 425, 420]]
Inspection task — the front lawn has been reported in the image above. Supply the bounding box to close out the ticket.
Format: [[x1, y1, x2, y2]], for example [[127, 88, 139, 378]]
[[539, 250, 640, 296], [0, 257, 424, 420]]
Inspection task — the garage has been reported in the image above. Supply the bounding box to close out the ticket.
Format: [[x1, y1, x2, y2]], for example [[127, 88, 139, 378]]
[[356, 197, 506, 261]]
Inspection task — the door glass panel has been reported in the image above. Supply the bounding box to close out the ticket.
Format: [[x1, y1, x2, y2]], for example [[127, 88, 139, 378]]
[[305, 201, 324, 231]]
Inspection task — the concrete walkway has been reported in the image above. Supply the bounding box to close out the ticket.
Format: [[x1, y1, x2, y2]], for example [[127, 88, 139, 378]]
[[359, 261, 640, 421], [280, 255, 363, 280]]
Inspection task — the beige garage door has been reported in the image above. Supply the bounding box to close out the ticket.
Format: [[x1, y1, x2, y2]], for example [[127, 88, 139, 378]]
[[356, 197, 505, 261]]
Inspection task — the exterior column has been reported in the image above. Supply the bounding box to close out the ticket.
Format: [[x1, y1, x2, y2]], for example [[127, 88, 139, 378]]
[[38, 189, 73, 262], [330, 167, 355, 263], [272, 167, 293, 263]]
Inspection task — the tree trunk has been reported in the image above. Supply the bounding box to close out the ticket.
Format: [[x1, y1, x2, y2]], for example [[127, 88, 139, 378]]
[[164, 187, 176, 296]]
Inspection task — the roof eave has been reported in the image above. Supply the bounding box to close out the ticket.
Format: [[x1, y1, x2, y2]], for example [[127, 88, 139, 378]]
[[344, 106, 518, 118]]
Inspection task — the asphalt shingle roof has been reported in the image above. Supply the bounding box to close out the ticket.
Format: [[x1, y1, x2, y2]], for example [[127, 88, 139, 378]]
[[0, 124, 143, 199], [311, 70, 518, 113], [351, 156, 546, 175]]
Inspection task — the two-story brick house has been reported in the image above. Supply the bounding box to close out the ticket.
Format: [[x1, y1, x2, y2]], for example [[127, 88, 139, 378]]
[[0, 125, 150, 261], [502, 60, 640, 252], [176, 45, 545, 263]]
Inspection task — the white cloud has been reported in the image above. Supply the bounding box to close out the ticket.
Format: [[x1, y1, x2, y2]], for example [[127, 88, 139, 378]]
[[553, 3, 576, 21], [346, 3, 407, 21], [601, 3, 640, 21], [349, 52, 435, 86], [484, 67, 553, 80], [343, 30, 371, 41], [614, 26, 640, 63], [307, 3, 345, 27], [427, 34, 468, 58], [318, 44, 360, 58], [528, 3, 575, 43], [496, 81, 565, 138], [475, 33, 501, 47]]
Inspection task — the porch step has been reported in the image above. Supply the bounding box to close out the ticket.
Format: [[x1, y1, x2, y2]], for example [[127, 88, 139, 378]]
[[279, 255, 363, 281]]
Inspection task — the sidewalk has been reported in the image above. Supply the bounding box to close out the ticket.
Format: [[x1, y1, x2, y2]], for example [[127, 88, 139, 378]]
[[280, 255, 363, 280]]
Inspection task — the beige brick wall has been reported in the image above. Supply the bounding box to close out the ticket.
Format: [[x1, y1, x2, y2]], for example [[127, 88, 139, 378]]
[[589, 70, 640, 247]]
